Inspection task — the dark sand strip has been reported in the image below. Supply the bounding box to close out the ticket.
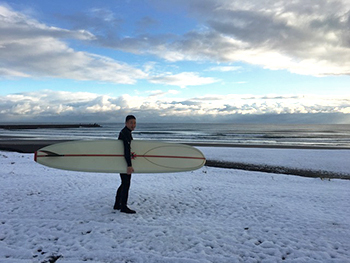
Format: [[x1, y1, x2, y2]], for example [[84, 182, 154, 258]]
[[186, 142, 350, 150], [205, 160, 350, 180], [0, 140, 73, 153]]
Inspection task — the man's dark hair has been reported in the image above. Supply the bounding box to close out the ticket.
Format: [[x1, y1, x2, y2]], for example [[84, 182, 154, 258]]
[[125, 115, 136, 122]]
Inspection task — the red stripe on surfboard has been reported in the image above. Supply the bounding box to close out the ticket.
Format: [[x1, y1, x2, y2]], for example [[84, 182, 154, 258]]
[[36, 153, 205, 160], [36, 154, 124, 157], [137, 155, 205, 160]]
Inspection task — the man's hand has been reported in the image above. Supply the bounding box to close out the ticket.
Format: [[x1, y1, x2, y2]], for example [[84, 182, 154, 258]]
[[127, 166, 134, 175]]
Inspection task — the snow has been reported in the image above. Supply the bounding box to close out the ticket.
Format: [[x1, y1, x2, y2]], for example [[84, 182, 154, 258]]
[[1, 148, 350, 263], [201, 147, 350, 176]]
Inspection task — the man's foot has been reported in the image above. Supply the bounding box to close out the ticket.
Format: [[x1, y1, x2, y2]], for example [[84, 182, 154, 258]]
[[120, 207, 136, 214], [113, 203, 121, 210]]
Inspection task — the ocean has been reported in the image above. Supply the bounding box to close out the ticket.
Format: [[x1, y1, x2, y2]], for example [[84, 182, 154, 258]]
[[1, 123, 350, 148]]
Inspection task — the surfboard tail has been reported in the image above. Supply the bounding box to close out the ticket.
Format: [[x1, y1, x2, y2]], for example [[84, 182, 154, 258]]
[[35, 150, 64, 162]]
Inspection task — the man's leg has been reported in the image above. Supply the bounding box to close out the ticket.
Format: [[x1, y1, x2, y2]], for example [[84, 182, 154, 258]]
[[114, 173, 129, 210], [119, 173, 131, 209], [114, 180, 122, 210], [114, 173, 135, 213]]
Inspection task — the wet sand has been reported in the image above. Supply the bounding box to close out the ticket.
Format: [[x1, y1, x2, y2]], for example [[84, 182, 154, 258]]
[[0, 140, 74, 153]]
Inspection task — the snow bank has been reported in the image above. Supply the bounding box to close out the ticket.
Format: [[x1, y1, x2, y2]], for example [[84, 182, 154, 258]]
[[0, 150, 349, 262], [200, 147, 350, 177]]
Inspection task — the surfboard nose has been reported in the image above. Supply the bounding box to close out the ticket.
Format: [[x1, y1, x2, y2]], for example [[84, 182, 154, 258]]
[[142, 145, 206, 170]]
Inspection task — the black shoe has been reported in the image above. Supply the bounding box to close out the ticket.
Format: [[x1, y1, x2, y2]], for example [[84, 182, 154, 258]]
[[113, 203, 121, 210], [120, 207, 136, 214]]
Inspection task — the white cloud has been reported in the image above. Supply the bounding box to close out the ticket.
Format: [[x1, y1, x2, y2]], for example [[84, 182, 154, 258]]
[[148, 72, 219, 88], [147, 89, 180, 97], [0, 5, 146, 83], [207, 66, 242, 72], [1, 90, 349, 123]]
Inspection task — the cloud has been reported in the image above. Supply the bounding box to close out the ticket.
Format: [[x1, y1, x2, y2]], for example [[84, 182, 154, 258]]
[[148, 72, 219, 88], [99, 0, 350, 76], [57, 7, 124, 36], [136, 16, 159, 33], [181, 0, 350, 75], [207, 66, 242, 72], [3, 1, 349, 85], [1, 90, 349, 123], [0, 5, 146, 83], [0, 5, 224, 87], [147, 89, 180, 97]]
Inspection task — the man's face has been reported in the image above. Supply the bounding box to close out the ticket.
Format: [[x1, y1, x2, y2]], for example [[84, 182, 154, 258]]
[[126, 119, 136, 131]]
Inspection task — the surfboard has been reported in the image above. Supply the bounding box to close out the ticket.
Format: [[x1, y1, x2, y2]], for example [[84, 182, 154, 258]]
[[34, 140, 206, 173]]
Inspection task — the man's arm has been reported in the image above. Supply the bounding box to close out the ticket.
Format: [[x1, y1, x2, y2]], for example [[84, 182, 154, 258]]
[[119, 130, 134, 174]]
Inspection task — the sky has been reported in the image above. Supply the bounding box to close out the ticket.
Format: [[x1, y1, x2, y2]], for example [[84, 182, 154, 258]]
[[0, 0, 350, 124]]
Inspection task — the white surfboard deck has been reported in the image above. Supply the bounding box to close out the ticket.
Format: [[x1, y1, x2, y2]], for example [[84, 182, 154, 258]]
[[34, 140, 206, 173]]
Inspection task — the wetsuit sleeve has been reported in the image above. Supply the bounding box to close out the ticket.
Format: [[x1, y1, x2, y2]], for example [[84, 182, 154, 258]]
[[119, 130, 132, 167]]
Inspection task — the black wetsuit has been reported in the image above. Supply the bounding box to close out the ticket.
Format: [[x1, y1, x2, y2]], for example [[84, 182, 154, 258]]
[[114, 126, 133, 210]]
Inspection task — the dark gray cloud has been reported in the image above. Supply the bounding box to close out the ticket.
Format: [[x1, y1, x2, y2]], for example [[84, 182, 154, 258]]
[[91, 0, 350, 75], [136, 16, 159, 33]]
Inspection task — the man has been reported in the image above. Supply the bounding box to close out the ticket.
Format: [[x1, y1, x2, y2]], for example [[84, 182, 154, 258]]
[[114, 115, 137, 214]]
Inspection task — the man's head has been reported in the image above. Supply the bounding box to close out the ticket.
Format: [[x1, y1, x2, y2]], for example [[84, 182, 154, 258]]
[[125, 115, 136, 131]]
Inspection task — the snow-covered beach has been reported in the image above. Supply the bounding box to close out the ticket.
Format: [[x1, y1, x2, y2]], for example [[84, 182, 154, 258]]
[[1, 147, 350, 262]]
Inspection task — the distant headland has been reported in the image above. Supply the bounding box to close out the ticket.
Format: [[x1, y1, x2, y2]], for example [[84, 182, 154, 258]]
[[0, 123, 101, 130]]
